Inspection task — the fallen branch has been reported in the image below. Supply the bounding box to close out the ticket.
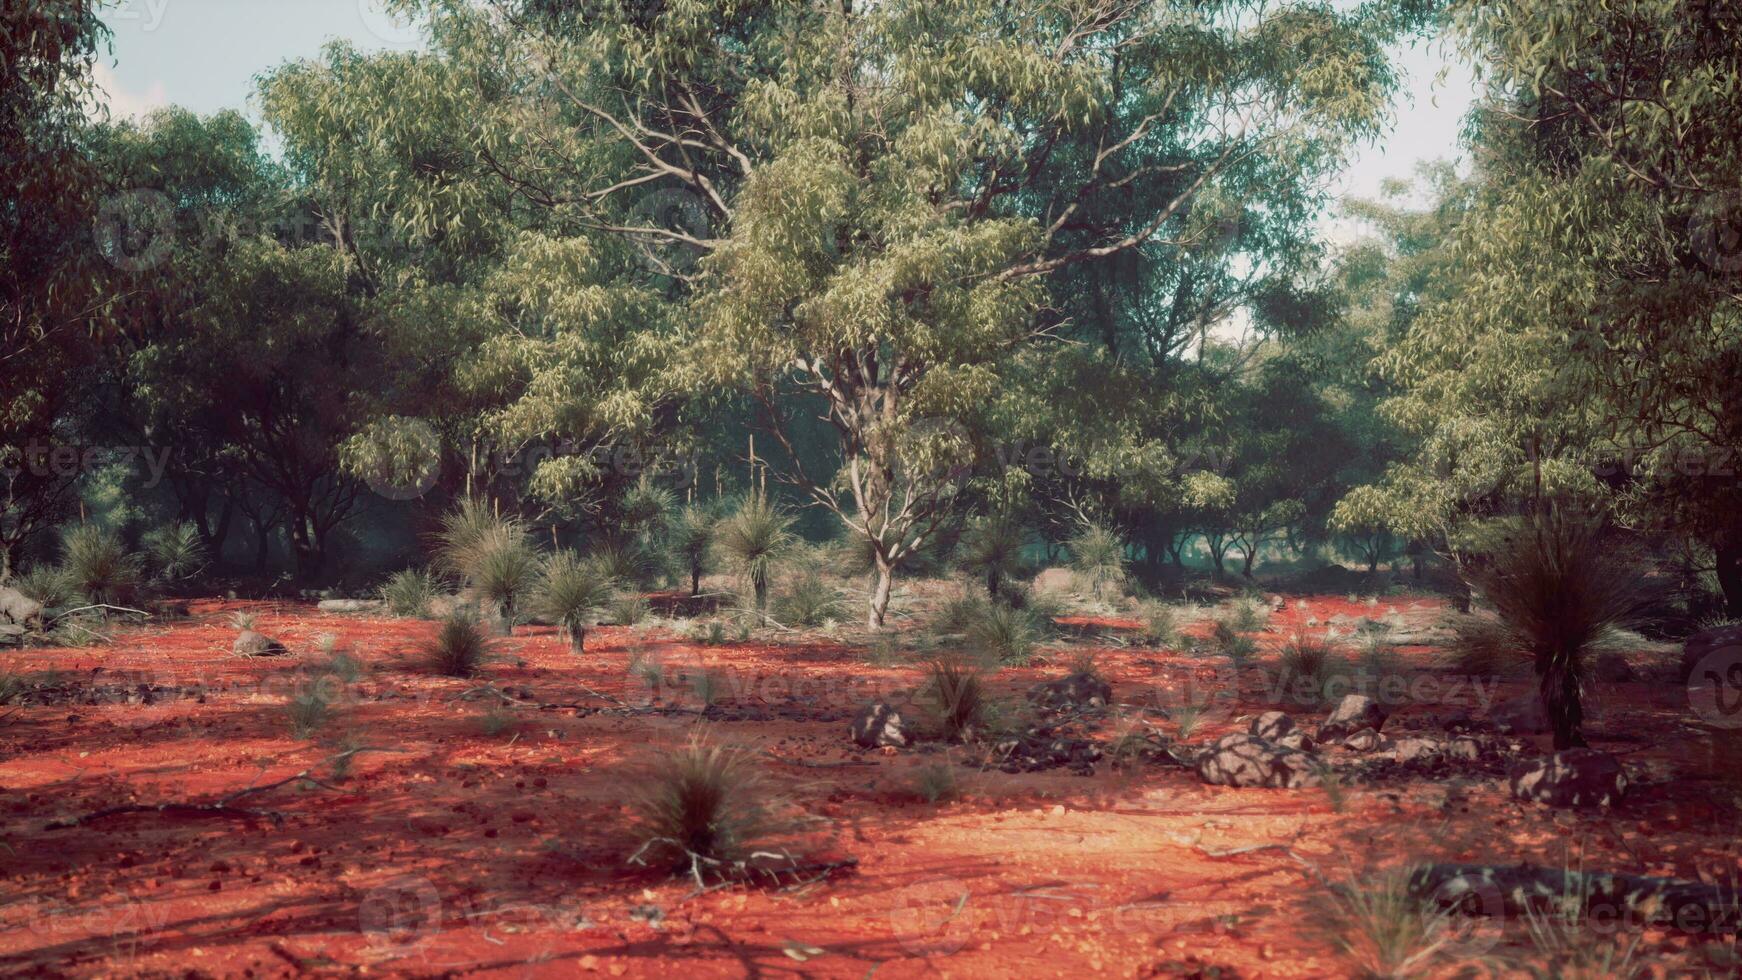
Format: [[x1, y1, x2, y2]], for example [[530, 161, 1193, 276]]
[[49, 604, 151, 623]]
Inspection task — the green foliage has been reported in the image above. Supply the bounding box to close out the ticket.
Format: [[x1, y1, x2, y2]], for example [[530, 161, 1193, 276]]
[[713, 495, 794, 616], [966, 601, 1044, 665], [59, 525, 142, 606], [537, 550, 616, 651], [609, 592, 650, 627], [590, 538, 659, 591], [1280, 633, 1336, 703], [1067, 523, 1127, 599], [670, 505, 715, 596], [629, 732, 773, 867], [1457, 512, 1652, 749], [1311, 866, 1452, 980], [11, 565, 71, 609], [425, 613, 494, 677], [142, 523, 206, 583], [285, 681, 334, 740], [956, 515, 1028, 601], [924, 657, 989, 741], [1213, 620, 1258, 670], [912, 762, 961, 804], [466, 525, 538, 631], [773, 571, 844, 628], [1138, 601, 1181, 648], [379, 567, 440, 618]]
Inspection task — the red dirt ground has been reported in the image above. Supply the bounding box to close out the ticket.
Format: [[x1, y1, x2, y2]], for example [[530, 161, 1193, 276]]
[[1, 594, 1737, 977]]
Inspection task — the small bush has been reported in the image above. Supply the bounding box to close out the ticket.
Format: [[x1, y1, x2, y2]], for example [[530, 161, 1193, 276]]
[[60, 524, 142, 606], [1312, 866, 1452, 979], [1280, 633, 1335, 700], [912, 762, 961, 803], [713, 495, 795, 617], [228, 610, 258, 631], [629, 732, 773, 869], [966, 601, 1042, 664], [1139, 601, 1180, 648], [285, 683, 333, 740], [925, 657, 988, 740], [537, 551, 616, 651], [379, 567, 440, 618], [773, 570, 843, 627], [591, 538, 658, 590], [671, 505, 716, 596], [1067, 522, 1127, 599], [932, 589, 986, 635], [1213, 620, 1257, 669], [425, 614, 494, 677], [477, 706, 517, 737], [11, 565, 72, 609], [956, 514, 1028, 601], [142, 522, 206, 583], [1173, 702, 1205, 739], [1222, 597, 1270, 634], [469, 526, 537, 632], [609, 592, 650, 627]]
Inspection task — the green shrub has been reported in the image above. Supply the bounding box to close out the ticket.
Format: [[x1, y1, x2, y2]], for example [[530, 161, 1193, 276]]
[[379, 567, 440, 618], [1457, 512, 1652, 749], [537, 551, 616, 651], [425, 613, 494, 677], [932, 589, 986, 635], [591, 538, 658, 590], [1139, 601, 1180, 647], [1222, 597, 1270, 633], [1213, 619, 1257, 669], [285, 682, 333, 740], [713, 494, 794, 617], [1311, 866, 1452, 979], [433, 498, 513, 579], [925, 657, 988, 740], [629, 732, 773, 869], [773, 570, 843, 627], [671, 505, 715, 596], [1067, 522, 1127, 599], [468, 526, 537, 633], [966, 601, 1042, 664], [11, 565, 71, 609], [60, 524, 142, 606], [1280, 633, 1335, 702], [956, 514, 1027, 601], [609, 591, 650, 627], [142, 522, 206, 583], [912, 762, 961, 803]]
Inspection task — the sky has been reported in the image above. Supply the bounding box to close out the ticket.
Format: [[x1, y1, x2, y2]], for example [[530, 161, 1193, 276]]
[[93, 0, 1478, 238]]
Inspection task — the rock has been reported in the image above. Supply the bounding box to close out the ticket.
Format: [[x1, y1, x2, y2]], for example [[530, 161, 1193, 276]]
[[1446, 736, 1482, 761], [233, 630, 287, 657], [1317, 694, 1387, 742], [1592, 652, 1634, 683], [0, 623, 26, 645], [850, 702, 906, 748], [994, 730, 1103, 774], [1343, 728, 1383, 752], [1249, 711, 1296, 742], [317, 598, 381, 615], [0, 586, 44, 628], [1195, 733, 1321, 789], [1027, 671, 1112, 712], [1275, 731, 1316, 753], [1509, 749, 1628, 807], [1681, 625, 1742, 681], [1031, 567, 1076, 595], [1490, 695, 1549, 735], [1388, 737, 1443, 764]]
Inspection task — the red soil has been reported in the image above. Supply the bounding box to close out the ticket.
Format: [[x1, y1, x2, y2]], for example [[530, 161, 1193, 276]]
[[0, 595, 1735, 977]]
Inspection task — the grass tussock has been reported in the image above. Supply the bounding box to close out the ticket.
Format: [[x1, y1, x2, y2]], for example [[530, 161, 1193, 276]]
[[773, 570, 844, 627], [1312, 865, 1453, 979], [1067, 522, 1127, 599], [912, 761, 961, 803], [379, 567, 440, 618], [713, 494, 794, 617], [425, 613, 494, 677], [60, 524, 142, 606], [537, 550, 616, 651], [628, 732, 775, 871], [925, 656, 990, 741]]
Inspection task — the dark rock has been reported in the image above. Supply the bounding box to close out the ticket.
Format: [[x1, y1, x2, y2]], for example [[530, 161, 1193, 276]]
[[1509, 749, 1627, 807], [1592, 652, 1634, 683], [1195, 733, 1321, 789], [850, 702, 906, 748], [1027, 671, 1112, 713], [1317, 694, 1387, 742], [233, 630, 287, 657]]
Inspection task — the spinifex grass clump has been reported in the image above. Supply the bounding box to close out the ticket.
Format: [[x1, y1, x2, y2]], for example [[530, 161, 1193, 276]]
[[1213, 619, 1257, 670], [1280, 632, 1336, 703], [142, 522, 206, 584], [1312, 865, 1453, 979], [609, 591, 650, 626], [285, 681, 333, 740], [536, 550, 615, 652], [955, 514, 1027, 602], [1067, 522, 1127, 600], [925, 656, 989, 741], [629, 732, 775, 874], [434, 499, 535, 632], [1454, 510, 1651, 749], [425, 613, 494, 677], [966, 600, 1043, 664], [1139, 600, 1181, 648], [774, 569, 844, 627], [713, 493, 794, 620], [379, 567, 439, 618], [60, 524, 142, 606]]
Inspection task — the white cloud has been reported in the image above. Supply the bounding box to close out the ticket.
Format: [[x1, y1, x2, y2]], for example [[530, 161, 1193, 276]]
[[88, 61, 169, 122]]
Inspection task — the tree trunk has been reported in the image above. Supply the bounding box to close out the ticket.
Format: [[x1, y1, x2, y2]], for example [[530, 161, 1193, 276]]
[[1541, 649, 1587, 750], [1716, 541, 1742, 620], [987, 567, 1000, 602], [869, 557, 894, 629], [690, 566, 701, 597]]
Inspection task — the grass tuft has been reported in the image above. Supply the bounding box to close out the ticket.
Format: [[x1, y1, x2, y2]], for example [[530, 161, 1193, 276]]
[[425, 613, 494, 677]]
